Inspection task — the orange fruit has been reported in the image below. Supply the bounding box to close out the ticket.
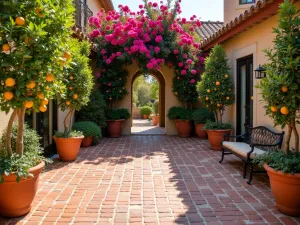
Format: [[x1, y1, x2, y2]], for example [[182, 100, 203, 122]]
[[66, 101, 71, 105], [41, 98, 48, 105], [25, 37, 32, 45], [46, 73, 54, 82], [226, 96, 230, 100], [63, 52, 71, 60], [175, 92, 178, 95], [24, 100, 34, 108], [5, 78, 15, 87], [35, 8, 44, 17], [73, 94, 78, 99], [225, 74, 229, 78], [217, 104, 222, 108], [39, 105, 47, 112], [281, 86, 288, 93], [4, 91, 13, 100], [280, 106, 289, 115], [205, 97, 209, 101], [270, 106, 278, 112], [15, 17, 25, 26], [216, 81, 221, 86], [26, 80, 36, 89], [207, 89, 211, 93], [69, 76, 73, 80], [109, 97, 112, 100], [2, 44, 11, 52], [69, 86, 73, 90], [37, 92, 44, 99]]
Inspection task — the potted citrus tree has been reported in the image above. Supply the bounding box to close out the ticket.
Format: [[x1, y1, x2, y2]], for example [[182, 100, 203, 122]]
[[167, 107, 193, 137], [254, 0, 300, 216], [0, 0, 73, 217], [193, 108, 214, 139], [54, 39, 94, 161], [152, 100, 159, 126], [140, 106, 152, 119], [72, 121, 101, 147], [197, 45, 235, 150], [106, 108, 130, 138]]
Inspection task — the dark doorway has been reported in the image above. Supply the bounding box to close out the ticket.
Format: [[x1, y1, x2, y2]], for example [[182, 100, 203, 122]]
[[236, 56, 253, 136]]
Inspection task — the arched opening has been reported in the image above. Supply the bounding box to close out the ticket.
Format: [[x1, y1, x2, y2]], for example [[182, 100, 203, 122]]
[[131, 70, 166, 135]]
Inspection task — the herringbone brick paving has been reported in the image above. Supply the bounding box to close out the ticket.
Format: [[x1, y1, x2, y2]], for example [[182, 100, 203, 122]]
[[1, 136, 299, 225]]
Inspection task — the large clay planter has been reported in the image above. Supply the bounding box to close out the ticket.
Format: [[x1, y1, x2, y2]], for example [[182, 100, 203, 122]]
[[176, 120, 192, 138], [53, 136, 84, 161], [0, 161, 45, 217], [107, 120, 124, 138], [152, 115, 159, 126], [207, 129, 231, 151], [195, 124, 207, 139], [81, 137, 93, 147], [264, 164, 300, 216], [143, 115, 149, 119]]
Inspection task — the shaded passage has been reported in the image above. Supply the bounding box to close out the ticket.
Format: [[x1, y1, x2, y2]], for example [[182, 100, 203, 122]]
[[131, 119, 165, 135]]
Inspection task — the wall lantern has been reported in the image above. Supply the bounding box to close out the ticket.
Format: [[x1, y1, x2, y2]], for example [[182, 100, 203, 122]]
[[254, 65, 266, 79]]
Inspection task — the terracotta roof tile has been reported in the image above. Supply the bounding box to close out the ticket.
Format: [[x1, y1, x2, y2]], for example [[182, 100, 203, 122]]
[[100, 0, 114, 11], [196, 21, 224, 40]]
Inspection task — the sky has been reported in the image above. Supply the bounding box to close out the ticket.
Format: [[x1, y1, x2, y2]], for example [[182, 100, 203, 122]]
[[111, 0, 224, 22]]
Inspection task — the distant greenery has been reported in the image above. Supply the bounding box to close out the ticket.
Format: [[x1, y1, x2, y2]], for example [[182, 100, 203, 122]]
[[167, 107, 193, 121], [203, 120, 232, 130], [140, 106, 152, 116], [133, 76, 159, 107], [193, 108, 215, 124], [106, 108, 131, 121]]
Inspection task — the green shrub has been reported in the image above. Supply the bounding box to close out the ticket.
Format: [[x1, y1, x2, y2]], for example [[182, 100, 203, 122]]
[[153, 100, 159, 115], [54, 130, 83, 138], [140, 106, 152, 116], [72, 121, 101, 139], [203, 120, 232, 130], [106, 108, 131, 121], [76, 91, 107, 127], [0, 124, 51, 183], [193, 108, 215, 124], [167, 107, 193, 121], [253, 151, 300, 174]]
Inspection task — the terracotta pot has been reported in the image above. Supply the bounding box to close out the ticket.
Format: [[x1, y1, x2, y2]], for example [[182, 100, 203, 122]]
[[175, 120, 192, 138], [53, 136, 84, 161], [0, 161, 45, 217], [207, 129, 231, 151], [152, 115, 159, 126], [143, 115, 149, 119], [81, 137, 93, 147], [107, 120, 124, 138], [195, 124, 207, 139], [264, 164, 300, 216]]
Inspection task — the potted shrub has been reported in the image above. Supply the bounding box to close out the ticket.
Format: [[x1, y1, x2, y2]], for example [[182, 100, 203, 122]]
[[193, 108, 214, 139], [0, 0, 73, 217], [152, 100, 159, 126], [106, 108, 130, 138], [140, 106, 152, 119], [54, 39, 94, 161], [72, 121, 101, 147], [197, 45, 235, 150], [253, 1, 300, 216], [167, 107, 193, 137]]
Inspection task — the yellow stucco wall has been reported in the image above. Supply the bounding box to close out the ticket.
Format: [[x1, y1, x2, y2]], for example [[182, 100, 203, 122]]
[[222, 1, 300, 148], [224, 0, 255, 24]]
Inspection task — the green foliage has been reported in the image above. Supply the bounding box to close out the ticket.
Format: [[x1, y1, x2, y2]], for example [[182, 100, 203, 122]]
[[253, 151, 300, 174], [0, 124, 51, 183], [256, 0, 300, 152], [106, 108, 131, 121], [193, 108, 215, 124], [54, 130, 83, 138], [140, 106, 152, 116], [72, 121, 101, 140], [153, 100, 159, 115], [197, 45, 235, 122], [150, 78, 159, 100], [132, 76, 158, 107], [167, 107, 193, 121], [203, 120, 232, 130], [76, 91, 107, 127], [0, 0, 74, 112]]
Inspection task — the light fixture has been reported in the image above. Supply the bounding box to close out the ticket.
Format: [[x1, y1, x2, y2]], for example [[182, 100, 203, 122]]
[[254, 65, 266, 79]]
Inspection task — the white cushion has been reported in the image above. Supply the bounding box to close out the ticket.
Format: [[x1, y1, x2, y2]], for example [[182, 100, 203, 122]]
[[222, 141, 266, 159]]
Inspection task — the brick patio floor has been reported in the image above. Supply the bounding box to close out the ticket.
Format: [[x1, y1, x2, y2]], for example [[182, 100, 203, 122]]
[[1, 136, 299, 225]]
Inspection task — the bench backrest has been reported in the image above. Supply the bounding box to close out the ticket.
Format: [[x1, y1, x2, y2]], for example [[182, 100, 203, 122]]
[[244, 126, 284, 150]]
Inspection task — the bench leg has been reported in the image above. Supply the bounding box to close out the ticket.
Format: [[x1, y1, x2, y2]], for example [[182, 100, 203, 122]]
[[243, 161, 248, 179], [219, 149, 225, 163], [247, 162, 253, 185]]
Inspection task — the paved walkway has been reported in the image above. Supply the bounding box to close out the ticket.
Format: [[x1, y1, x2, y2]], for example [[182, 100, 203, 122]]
[[1, 136, 299, 225], [131, 119, 165, 135]]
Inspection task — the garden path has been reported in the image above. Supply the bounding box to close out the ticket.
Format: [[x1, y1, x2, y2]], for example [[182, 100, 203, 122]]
[[131, 119, 165, 135]]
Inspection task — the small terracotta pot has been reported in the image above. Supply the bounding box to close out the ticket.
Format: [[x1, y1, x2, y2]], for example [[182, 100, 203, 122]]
[[207, 129, 231, 151], [107, 120, 124, 138], [264, 164, 300, 216], [0, 161, 45, 217], [176, 120, 192, 138], [152, 115, 159, 126], [143, 115, 149, 119], [81, 137, 93, 147], [54, 136, 84, 161], [195, 124, 207, 139]]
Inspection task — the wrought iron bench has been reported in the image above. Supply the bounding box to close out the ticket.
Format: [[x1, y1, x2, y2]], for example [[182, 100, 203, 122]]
[[219, 126, 284, 184]]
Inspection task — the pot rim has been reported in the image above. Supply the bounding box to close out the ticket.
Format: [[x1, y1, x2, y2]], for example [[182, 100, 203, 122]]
[[175, 119, 191, 122], [206, 129, 232, 132], [107, 119, 125, 122], [264, 163, 300, 177], [53, 135, 84, 140]]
